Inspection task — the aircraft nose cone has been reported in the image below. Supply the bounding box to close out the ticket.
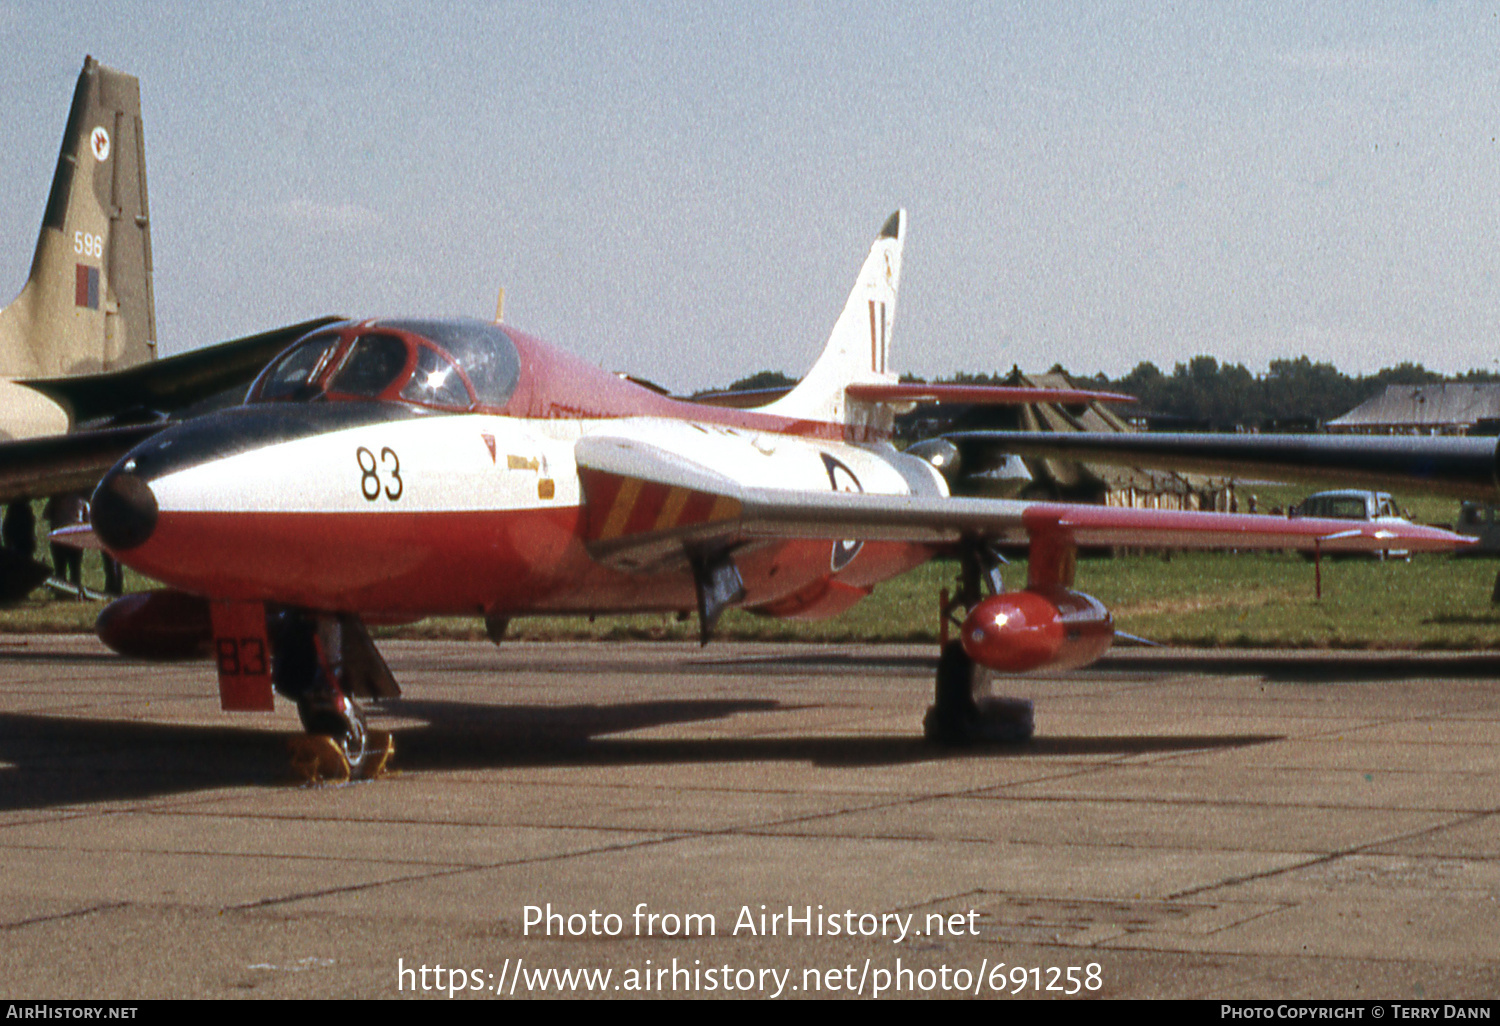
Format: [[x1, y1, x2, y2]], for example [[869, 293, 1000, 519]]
[[91, 468, 158, 551]]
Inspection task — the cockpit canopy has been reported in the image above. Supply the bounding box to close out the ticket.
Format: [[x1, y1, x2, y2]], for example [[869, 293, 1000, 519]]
[[249, 318, 521, 411]]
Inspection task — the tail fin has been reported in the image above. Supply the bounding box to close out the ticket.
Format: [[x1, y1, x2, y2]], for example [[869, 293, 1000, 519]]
[[762, 210, 903, 429], [0, 56, 155, 379]]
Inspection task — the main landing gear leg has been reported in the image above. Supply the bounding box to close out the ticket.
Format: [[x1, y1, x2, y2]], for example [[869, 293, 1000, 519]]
[[923, 545, 1034, 745], [271, 610, 394, 783], [923, 641, 1034, 744]]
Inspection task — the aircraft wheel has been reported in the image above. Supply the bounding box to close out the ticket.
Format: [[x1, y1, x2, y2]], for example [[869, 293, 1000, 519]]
[[923, 641, 1034, 745], [272, 609, 396, 782], [924, 641, 980, 743], [295, 693, 391, 781]]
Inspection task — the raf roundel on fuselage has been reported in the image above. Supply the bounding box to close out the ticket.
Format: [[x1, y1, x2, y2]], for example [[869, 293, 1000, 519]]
[[248, 318, 523, 412]]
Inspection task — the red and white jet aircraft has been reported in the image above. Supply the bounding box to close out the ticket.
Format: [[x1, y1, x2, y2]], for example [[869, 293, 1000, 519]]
[[77, 211, 1471, 778]]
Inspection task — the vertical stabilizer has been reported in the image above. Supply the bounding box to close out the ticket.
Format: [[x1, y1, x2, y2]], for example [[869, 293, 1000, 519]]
[[0, 56, 155, 380], [762, 210, 903, 430]]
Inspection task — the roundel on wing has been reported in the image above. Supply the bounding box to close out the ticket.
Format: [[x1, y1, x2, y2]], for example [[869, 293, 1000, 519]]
[[820, 452, 864, 571]]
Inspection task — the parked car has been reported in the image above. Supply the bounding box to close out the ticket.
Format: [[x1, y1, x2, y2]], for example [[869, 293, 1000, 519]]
[[1289, 489, 1412, 560]]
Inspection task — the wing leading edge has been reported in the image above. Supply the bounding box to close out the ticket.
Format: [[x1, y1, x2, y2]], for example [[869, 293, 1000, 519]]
[[947, 431, 1500, 500], [23, 316, 344, 425], [845, 383, 1133, 406], [0, 317, 344, 503], [574, 427, 1473, 574]]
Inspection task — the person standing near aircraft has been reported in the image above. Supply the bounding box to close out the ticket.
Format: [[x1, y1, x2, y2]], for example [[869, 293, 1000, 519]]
[[2, 500, 35, 559], [102, 551, 123, 596], [43, 492, 87, 591]]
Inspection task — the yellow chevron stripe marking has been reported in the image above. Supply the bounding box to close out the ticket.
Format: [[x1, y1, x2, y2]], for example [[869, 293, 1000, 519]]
[[653, 487, 691, 531], [707, 495, 742, 522], [598, 478, 643, 540]]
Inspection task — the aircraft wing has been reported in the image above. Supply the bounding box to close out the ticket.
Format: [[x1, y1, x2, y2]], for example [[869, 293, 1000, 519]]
[[20, 316, 343, 425], [687, 382, 1133, 410], [574, 431, 1472, 573], [0, 317, 341, 503], [0, 423, 161, 504], [844, 383, 1133, 405], [944, 431, 1500, 500]]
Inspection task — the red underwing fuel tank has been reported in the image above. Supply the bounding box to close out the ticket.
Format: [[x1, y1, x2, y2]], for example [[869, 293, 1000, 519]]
[[95, 589, 214, 661], [958, 586, 1114, 673]]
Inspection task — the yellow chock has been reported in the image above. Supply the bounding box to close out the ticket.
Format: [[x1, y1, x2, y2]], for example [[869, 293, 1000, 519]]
[[287, 730, 396, 784], [288, 734, 351, 785], [360, 730, 396, 780]]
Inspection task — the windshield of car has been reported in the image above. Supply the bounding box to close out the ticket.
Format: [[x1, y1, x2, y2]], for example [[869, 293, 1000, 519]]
[[1302, 496, 1370, 519]]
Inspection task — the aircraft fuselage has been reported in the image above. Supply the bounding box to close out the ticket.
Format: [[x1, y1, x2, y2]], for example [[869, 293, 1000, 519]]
[[91, 319, 937, 622]]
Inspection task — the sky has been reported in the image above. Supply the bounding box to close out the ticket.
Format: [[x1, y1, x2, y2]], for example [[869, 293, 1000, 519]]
[[2, 2, 1499, 391]]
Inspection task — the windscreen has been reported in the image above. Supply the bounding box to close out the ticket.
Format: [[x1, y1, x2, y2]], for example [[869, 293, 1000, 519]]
[[328, 334, 409, 397], [255, 334, 342, 400], [400, 345, 471, 409], [382, 319, 521, 408]]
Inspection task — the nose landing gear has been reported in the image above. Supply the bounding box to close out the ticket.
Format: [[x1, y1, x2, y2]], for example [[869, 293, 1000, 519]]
[[272, 610, 396, 783], [287, 691, 394, 784]]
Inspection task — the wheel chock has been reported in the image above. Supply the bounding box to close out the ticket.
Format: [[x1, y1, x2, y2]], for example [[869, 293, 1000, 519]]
[[287, 730, 396, 784], [288, 734, 351, 784], [359, 729, 396, 780]]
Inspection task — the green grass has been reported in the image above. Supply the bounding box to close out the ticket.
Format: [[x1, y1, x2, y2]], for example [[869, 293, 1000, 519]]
[[290, 551, 1500, 650], [1074, 550, 1500, 649], [9, 506, 1499, 649], [0, 592, 112, 633]]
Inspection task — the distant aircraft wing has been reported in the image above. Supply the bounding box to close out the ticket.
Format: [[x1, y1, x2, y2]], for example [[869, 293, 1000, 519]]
[[0, 423, 161, 504], [574, 430, 1473, 573], [690, 383, 1135, 410], [21, 316, 342, 425], [845, 383, 1134, 405], [943, 431, 1500, 500], [0, 317, 341, 502]]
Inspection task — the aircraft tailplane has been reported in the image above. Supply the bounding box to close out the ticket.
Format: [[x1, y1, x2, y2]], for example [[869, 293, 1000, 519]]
[[0, 56, 155, 382], [762, 210, 903, 430]]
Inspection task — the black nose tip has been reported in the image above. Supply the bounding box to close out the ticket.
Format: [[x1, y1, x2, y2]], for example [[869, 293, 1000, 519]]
[[91, 469, 158, 551]]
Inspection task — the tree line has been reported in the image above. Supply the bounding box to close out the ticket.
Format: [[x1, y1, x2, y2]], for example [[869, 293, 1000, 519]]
[[722, 358, 1500, 431], [1082, 357, 1500, 430]]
